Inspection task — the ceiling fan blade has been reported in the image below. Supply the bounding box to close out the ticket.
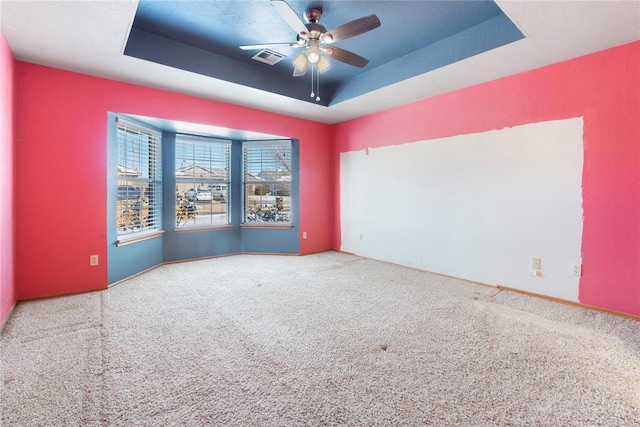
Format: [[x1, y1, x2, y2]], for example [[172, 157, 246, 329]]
[[293, 66, 307, 77], [324, 14, 381, 43], [271, 0, 308, 35], [326, 47, 369, 68], [240, 42, 298, 50]]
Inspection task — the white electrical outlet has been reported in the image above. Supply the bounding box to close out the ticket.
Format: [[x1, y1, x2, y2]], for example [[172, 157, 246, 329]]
[[90, 255, 99, 266], [571, 263, 582, 276], [531, 257, 542, 270], [302, 231, 307, 239]]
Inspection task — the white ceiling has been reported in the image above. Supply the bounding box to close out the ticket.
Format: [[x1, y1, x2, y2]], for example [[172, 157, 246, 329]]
[[1, 1, 639, 125]]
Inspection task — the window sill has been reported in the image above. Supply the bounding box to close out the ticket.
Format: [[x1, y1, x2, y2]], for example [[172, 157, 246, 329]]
[[241, 224, 292, 230], [116, 230, 164, 247], [174, 225, 234, 234]]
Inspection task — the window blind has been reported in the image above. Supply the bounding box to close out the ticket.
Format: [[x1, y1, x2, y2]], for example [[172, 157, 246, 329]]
[[116, 118, 162, 236], [175, 135, 231, 227], [243, 141, 291, 181], [242, 140, 292, 223]]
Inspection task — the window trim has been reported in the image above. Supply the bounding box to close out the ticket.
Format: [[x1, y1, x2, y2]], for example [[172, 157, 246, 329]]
[[116, 230, 164, 247], [240, 224, 292, 230], [174, 225, 234, 234]]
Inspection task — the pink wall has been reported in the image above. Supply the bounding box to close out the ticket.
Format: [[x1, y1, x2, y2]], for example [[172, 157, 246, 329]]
[[15, 63, 333, 300], [0, 34, 15, 327], [334, 41, 640, 316], [10, 42, 640, 316]]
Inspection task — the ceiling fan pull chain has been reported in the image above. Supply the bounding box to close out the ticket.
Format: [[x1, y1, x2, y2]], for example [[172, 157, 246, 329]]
[[310, 64, 315, 98], [316, 67, 320, 102]]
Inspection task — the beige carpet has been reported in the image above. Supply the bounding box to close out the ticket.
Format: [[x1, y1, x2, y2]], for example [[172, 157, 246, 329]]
[[1, 251, 639, 426]]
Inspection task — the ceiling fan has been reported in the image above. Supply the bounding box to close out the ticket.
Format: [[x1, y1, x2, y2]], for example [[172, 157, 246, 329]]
[[240, 0, 381, 77]]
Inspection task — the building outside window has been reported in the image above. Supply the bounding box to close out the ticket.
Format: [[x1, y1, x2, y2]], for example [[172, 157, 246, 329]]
[[175, 135, 231, 228], [116, 118, 162, 237], [243, 141, 292, 224]]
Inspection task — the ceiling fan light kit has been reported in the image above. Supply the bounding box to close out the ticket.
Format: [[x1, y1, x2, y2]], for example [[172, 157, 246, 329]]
[[293, 53, 307, 70], [239, 0, 381, 102], [316, 55, 331, 73], [306, 42, 321, 64]]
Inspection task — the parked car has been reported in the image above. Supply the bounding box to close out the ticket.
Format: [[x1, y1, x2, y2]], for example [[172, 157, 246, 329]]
[[196, 188, 212, 201], [211, 190, 226, 202], [117, 185, 141, 201], [208, 184, 227, 202], [184, 188, 197, 201]]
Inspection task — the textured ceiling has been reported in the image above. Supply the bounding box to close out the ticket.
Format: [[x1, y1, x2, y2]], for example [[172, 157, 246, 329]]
[[1, 1, 639, 124], [126, 1, 523, 106]]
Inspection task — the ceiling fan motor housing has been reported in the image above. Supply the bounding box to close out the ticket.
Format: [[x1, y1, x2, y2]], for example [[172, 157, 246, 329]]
[[302, 8, 327, 41], [305, 22, 327, 39]]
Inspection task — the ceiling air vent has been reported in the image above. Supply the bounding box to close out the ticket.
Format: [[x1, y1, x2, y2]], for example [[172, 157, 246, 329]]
[[251, 49, 286, 65]]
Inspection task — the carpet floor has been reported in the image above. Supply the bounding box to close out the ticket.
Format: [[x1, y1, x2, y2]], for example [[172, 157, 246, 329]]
[[1, 251, 639, 426]]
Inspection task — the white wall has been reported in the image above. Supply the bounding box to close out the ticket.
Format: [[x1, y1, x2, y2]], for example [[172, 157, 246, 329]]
[[340, 118, 584, 301]]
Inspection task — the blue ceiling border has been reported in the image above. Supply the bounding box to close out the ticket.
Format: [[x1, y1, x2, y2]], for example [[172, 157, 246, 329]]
[[124, 2, 524, 106], [329, 14, 524, 105], [124, 28, 331, 106]]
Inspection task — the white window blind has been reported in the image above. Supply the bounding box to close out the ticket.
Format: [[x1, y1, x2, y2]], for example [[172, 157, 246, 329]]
[[116, 118, 162, 236], [243, 141, 292, 223], [175, 135, 231, 228]]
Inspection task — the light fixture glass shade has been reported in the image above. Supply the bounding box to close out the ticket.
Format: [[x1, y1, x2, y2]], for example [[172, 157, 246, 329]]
[[293, 53, 308, 70], [317, 54, 331, 73], [306, 49, 320, 64], [320, 33, 334, 43]]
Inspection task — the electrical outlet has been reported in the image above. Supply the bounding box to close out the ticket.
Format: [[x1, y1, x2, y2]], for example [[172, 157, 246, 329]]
[[90, 255, 99, 266], [531, 257, 542, 270], [302, 231, 307, 239], [571, 263, 582, 276]]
